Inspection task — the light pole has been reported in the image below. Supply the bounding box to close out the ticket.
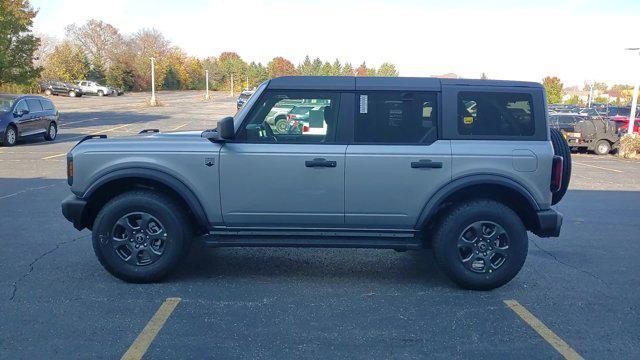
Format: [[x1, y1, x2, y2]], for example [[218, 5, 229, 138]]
[[626, 48, 639, 135], [204, 70, 210, 100], [230, 74, 234, 97], [150, 57, 157, 106]]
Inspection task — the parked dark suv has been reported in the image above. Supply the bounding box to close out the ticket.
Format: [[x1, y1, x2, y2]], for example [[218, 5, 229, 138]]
[[40, 81, 84, 97], [1, 94, 59, 146]]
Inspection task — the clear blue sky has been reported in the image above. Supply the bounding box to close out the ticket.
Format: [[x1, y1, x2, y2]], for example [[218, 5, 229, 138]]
[[31, 0, 640, 86]]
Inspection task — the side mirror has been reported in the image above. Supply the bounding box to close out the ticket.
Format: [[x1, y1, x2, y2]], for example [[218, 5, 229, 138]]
[[218, 116, 235, 139]]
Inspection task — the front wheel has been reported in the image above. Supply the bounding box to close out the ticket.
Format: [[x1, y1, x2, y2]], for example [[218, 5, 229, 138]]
[[92, 190, 192, 283], [97, 90, 104, 96], [3, 126, 17, 146], [44, 89, 52, 96], [432, 200, 528, 290], [68, 90, 76, 97]]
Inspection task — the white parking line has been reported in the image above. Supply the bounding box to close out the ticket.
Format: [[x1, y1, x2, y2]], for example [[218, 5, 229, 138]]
[[169, 123, 188, 131], [573, 161, 623, 173], [0, 184, 57, 200], [60, 117, 99, 127]]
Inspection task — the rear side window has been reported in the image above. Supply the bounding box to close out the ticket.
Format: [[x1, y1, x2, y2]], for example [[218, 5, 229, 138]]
[[355, 92, 438, 144], [457, 92, 534, 137], [26, 99, 43, 112], [40, 99, 54, 111]]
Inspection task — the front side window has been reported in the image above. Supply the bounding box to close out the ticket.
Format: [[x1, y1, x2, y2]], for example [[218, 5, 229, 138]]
[[458, 92, 534, 137], [355, 92, 438, 144], [14, 100, 28, 114], [239, 91, 338, 143]]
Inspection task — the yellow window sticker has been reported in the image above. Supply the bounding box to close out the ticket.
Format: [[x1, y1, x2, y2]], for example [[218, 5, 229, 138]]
[[463, 116, 474, 124]]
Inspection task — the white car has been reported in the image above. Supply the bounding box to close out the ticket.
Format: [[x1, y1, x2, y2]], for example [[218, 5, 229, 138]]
[[76, 81, 113, 96]]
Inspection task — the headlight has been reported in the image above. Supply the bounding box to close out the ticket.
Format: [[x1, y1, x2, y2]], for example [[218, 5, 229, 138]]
[[565, 132, 581, 138]]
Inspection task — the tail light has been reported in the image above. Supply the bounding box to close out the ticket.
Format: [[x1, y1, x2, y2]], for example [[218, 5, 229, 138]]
[[303, 125, 309, 132], [550, 155, 563, 192]]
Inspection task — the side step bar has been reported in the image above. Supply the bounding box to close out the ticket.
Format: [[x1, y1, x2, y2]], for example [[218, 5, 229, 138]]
[[203, 235, 423, 250]]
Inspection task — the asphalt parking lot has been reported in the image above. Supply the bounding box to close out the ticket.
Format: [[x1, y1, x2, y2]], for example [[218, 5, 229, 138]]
[[1, 91, 639, 359]]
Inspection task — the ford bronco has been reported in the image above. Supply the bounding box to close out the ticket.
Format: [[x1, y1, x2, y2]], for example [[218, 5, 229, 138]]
[[61, 76, 571, 290]]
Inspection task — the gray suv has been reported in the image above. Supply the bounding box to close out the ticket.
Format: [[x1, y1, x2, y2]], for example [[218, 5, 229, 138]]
[[61, 76, 570, 290]]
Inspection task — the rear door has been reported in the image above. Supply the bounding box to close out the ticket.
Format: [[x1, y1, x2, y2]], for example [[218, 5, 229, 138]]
[[219, 90, 346, 227], [345, 91, 452, 228]]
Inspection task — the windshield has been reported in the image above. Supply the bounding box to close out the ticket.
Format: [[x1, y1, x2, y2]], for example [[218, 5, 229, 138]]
[[0, 97, 15, 112]]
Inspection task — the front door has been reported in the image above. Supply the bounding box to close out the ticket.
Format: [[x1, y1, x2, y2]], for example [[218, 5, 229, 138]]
[[12, 99, 37, 135], [220, 90, 345, 227], [345, 91, 452, 228]]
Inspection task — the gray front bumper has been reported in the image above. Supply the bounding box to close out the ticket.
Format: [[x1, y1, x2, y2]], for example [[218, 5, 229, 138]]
[[61, 195, 87, 230]]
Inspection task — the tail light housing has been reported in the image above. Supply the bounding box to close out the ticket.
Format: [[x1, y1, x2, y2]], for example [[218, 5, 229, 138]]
[[550, 155, 563, 192]]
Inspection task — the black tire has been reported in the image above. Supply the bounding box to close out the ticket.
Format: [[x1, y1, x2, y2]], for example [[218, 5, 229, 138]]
[[44, 89, 52, 96], [549, 128, 571, 205], [97, 90, 104, 97], [44, 122, 57, 141], [593, 139, 611, 156], [68, 90, 76, 97], [3, 125, 17, 146], [432, 200, 528, 291], [92, 190, 192, 283]]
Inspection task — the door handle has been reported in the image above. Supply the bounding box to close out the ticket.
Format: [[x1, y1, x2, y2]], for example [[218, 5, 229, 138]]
[[411, 159, 443, 169], [305, 158, 337, 168]]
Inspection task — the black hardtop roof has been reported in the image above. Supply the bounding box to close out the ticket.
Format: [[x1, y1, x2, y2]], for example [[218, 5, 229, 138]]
[[267, 76, 543, 91]]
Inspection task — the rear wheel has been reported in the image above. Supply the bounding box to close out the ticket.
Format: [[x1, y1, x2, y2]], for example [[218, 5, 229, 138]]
[[550, 128, 571, 205], [92, 190, 192, 283], [594, 140, 611, 156], [274, 116, 288, 133], [3, 125, 17, 146], [97, 90, 104, 96], [44, 122, 57, 141], [68, 90, 76, 97], [432, 200, 528, 290]]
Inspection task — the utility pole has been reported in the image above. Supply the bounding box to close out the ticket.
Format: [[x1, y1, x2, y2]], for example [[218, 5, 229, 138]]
[[230, 74, 234, 97], [204, 70, 210, 100], [587, 82, 594, 108], [150, 57, 157, 106], [246, 74, 249, 90], [625, 48, 639, 135]]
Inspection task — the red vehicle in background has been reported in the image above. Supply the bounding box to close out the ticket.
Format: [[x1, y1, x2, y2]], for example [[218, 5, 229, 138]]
[[607, 107, 640, 134]]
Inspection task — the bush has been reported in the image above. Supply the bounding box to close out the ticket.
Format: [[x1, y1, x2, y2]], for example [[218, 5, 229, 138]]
[[618, 134, 640, 158]]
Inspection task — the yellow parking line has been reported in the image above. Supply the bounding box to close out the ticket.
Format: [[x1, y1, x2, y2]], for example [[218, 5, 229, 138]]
[[573, 161, 623, 173], [170, 123, 188, 131], [121, 297, 181, 360], [504, 300, 583, 360], [41, 153, 67, 160]]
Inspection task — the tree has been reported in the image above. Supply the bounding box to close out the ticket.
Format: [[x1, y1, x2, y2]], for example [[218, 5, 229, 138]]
[[162, 66, 180, 90], [0, 0, 41, 86], [320, 61, 332, 76], [543, 76, 563, 104], [297, 55, 313, 75], [247, 61, 268, 88], [342, 62, 354, 76], [377, 63, 399, 77], [330, 59, 342, 76], [218, 52, 247, 92], [564, 95, 581, 105], [355, 62, 369, 76], [41, 41, 89, 81], [65, 19, 123, 80], [311, 57, 322, 75], [267, 56, 296, 78], [480, 72, 488, 80], [129, 28, 170, 91]]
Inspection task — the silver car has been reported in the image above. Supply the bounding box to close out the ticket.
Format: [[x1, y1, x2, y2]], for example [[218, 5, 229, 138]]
[[61, 76, 570, 290]]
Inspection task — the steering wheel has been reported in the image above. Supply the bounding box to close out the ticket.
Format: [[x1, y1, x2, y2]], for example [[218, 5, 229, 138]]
[[261, 121, 277, 142]]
